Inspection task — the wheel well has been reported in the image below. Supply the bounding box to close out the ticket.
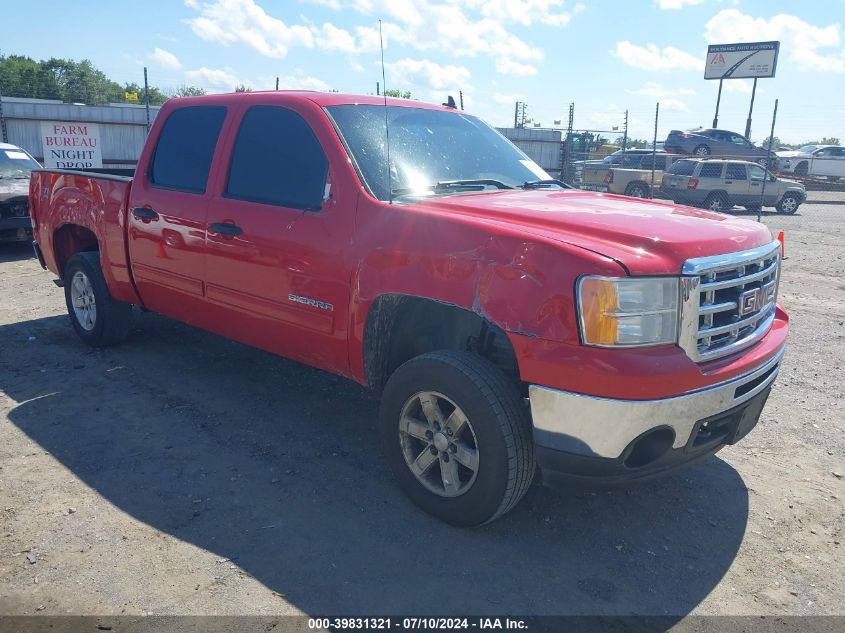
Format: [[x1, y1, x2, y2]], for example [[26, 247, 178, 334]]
[[53, 224, 99, 277], [363, 295, 521, 393]]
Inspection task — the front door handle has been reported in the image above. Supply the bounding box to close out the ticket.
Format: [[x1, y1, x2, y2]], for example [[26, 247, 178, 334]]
[[210, 222, 243, 237], [132, 207, 159, 221], [725, 180, 733, 184]]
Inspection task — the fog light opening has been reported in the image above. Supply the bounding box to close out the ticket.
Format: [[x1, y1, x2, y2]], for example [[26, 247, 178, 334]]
[[624, 428, 675, 469]]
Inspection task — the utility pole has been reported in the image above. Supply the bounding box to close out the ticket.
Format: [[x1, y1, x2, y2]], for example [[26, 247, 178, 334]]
[[621, 109, 629, 153], [758, 99, 778, 223], [0, 84, 7, 143], [376, 82, 380, 96], [275, 77, 279, 91], [562, 102, 574, 182], [459, 90, 464, 110], [143, 67, 151, 132], [650, 102, 659, 198]]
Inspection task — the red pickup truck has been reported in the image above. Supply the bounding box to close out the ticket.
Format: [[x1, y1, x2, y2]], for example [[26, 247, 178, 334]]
[[29, 92, 788, 526]]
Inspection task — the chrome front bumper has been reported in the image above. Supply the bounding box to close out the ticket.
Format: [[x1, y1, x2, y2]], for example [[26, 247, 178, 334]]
[[528, 347, 784, 459]]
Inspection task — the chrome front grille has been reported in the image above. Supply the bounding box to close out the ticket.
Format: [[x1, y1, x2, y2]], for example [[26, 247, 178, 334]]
[[679, 241, 781, 362]]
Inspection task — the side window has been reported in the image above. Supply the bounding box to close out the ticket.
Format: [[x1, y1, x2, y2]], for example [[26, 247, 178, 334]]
[[699, 163, 724, 178], [725, 164, 747, 180], [226, 106, 328, 210], [729, 134, 748, 145], [749, 165, 767, 181], [150, 106, 227, 193]]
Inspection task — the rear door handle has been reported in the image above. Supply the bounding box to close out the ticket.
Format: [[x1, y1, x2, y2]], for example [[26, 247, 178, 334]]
[[210, 222, 243, 237], [132, 207, 159, 220], [725, 180, 733, 184]]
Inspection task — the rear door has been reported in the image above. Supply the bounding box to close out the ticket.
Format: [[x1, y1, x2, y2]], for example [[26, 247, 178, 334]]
[[812, 147, 845, 177], [723, 163, 751, 203], [202, 97, 356, 374], [128, 103, 231, 323]]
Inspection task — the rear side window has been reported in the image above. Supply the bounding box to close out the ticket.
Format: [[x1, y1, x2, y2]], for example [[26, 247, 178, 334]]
[[641, 155, 666, 170], [699, 163, 724, 178], [150, 106, 227, 193], [726, 164, 747, 180], [668, 160, 695, 176], [225, 106, 328, 210]]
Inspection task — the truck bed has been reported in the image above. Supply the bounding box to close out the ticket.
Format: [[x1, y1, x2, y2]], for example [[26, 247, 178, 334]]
[[29, 169, 140, 305]]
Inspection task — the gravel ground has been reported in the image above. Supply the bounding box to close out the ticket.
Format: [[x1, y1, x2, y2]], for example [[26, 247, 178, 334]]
[[0, 193, 842, 620]]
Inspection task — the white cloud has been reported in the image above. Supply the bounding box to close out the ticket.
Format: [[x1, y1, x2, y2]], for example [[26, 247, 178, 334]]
[[184, 0, 584, 77], [495, 58, 538, 77], [275, 75, 332, 91], [704, 9, 845, 73], [492, 92, 526, 106], [384, 58, 471, 91], [655, 0, 703, 9], [722, 79, 753, 93], [660, 98, 690, 112], [148, 48, 181, 70], [184, 67, 243, 90], [631, 81, 696, 98], [611, 41, 703, 71], [185, 0, 314, 58]]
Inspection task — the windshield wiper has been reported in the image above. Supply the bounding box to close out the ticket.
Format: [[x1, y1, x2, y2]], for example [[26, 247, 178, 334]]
[[522, 179, 573, 190], [392, 179, 514, 196]]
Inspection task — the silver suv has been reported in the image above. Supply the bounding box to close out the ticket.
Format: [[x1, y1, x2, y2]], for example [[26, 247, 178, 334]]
[[660, 159, 805, 214]]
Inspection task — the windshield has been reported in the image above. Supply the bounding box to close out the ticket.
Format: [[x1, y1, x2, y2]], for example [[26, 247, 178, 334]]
[[797, 145, 818, 153], [326, 105, 551, 200], [0, 148, 40, 179]]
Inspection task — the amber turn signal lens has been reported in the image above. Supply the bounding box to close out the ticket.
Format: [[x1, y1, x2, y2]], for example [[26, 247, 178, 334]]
[[579, 278, 619, 345]]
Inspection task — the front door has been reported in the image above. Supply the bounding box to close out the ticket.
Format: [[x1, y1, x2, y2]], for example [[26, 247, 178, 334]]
[[748, 164, 776, 206], [127, 104, 230, 324], [203, 99, 355, 375]]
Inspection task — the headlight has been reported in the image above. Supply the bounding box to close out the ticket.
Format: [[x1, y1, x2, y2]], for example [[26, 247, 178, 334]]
[[577, 276, 679, 347]]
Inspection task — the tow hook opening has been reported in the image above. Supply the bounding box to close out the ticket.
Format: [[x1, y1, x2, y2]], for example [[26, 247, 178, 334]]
[[624, 428, 675, 469]]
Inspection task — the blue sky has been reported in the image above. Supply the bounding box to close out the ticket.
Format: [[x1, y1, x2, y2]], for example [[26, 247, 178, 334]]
[[4, 0, 844, 143]]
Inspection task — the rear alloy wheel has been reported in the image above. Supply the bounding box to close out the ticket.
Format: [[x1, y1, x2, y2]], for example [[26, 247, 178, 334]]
[[776, 193, 801, 215], [703, 192, 730, 212], [693, 144, 711, 156], [625, 183, 649, 198], [64, 252, 132, 347], [380, 351, 534, 526]]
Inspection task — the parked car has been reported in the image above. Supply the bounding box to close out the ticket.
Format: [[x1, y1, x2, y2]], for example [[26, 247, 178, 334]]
[[777, 145, 845, 178], [581, 152, 684, 197], [664, 129, 774, 165], [1, 142, 41, 243], [573, 148, 662, 184], [30, 92, 788, 526], [660, 158, 805, 213]]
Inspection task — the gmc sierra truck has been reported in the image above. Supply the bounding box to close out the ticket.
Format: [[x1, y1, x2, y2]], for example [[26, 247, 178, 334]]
[[29, 92, 788, 526]]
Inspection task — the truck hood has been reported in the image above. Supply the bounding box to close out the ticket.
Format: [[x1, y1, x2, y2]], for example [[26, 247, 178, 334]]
[[0, 177, 29, 203], [417, 189, 774, 275]]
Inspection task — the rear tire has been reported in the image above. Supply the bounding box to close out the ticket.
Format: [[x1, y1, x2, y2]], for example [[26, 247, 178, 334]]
[[624, 183, 649, 198], [794, 162, 808, 177], [379, 351, 535, 527], [703, 192, 730, 212], [64, 252, 132, 347], [776, 193, 801, 215], [693, 144, 711, 156]]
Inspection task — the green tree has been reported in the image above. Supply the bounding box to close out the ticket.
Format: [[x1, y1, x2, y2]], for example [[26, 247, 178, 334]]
[[234, 84, 253, 93], [0, 54, 60, 99], [383, 88, 411, 99], [168, 84, 207, 98]]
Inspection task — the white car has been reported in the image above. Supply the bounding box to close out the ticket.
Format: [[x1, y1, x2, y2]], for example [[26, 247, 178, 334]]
[[777, 145, 845, 179]]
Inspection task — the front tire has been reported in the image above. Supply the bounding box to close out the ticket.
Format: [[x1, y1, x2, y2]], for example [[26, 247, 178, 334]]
[[379, 351, 535, 526], [776, 193, 801, 215], [703, 192, 730, 212], [64, 252, 132, 347]]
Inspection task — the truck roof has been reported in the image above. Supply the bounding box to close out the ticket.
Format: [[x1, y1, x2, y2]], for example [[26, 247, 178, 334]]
[[169, 90, 457, 112]]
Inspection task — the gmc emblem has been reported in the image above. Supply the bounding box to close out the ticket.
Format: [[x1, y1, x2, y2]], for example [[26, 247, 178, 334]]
[[738, 288, 762, 316]]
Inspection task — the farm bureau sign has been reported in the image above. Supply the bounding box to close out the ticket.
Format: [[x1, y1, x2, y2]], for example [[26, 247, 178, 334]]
[[40, 121, 103, 169]]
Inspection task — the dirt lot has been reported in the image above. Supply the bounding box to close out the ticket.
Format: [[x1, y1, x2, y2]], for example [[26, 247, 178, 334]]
[[0, 193, 843, 621]]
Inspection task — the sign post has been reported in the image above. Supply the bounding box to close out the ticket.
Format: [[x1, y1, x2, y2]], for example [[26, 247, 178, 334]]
[[705, 41, 779, 136]]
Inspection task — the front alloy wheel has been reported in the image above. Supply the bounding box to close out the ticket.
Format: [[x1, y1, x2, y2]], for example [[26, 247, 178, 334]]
[[399, 391, 479, 497]]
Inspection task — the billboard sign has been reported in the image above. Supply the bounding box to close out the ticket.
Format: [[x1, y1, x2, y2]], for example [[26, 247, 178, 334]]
[[704, 41, 780, 80], [40, 121, 103, 169]]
